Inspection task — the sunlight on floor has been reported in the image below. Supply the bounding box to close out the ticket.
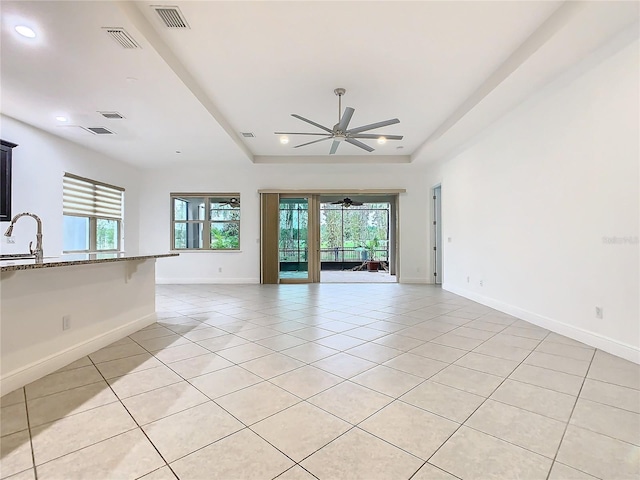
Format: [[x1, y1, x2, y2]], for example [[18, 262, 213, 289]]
[[321, 270, 397, 283]]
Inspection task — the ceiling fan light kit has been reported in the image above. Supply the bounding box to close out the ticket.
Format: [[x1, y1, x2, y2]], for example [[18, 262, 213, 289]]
[[275, 88, 404, 154]]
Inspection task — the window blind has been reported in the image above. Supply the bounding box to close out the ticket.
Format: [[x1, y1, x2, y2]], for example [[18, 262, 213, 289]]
[[63, 173, 124, 219]]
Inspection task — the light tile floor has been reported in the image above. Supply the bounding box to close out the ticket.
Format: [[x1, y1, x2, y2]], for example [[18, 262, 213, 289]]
[[321, 271, 396, 283], [1, 284, 639, 479], [280, 270, 397, 283]]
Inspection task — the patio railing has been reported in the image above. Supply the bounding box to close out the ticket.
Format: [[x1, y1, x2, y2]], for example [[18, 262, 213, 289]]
[[279, 247, 388, 262]]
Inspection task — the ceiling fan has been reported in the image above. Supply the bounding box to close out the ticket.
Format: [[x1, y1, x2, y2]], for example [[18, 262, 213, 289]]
[[219, 197, 240, 208], [275, 88, 403, 154], [331, 197, 363, 208]]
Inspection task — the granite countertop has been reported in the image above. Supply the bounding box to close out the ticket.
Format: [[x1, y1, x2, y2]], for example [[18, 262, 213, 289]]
[[0, 252, 179, 272]]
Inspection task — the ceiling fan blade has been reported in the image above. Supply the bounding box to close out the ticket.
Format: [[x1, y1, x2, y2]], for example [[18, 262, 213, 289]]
[[330, 200, 343, 205], [291, 114, 333, 133], [337, 107, 355, 132], [294, 137, 332, 148], [350, 134, 403, 140], [351, 201, 364, 206], [347, 118, 400, 134], [274, 132, 331, 136], [345, 138, 374, 152], [329, 140, 341, 155]]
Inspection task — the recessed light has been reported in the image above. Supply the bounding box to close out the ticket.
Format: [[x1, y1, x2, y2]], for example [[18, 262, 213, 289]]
[[15, 25, 36, 38], [55, 116, 68, 122], [280, 136, 289, 145], [377, 136, 387, 145]]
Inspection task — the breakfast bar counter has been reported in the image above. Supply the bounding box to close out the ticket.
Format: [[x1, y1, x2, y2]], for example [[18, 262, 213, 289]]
[[0, 252, 178, 272], [1, 252, 178, 393]]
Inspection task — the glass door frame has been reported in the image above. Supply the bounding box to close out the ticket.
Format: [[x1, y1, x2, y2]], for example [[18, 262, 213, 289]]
[[278, 194, 320, 284]]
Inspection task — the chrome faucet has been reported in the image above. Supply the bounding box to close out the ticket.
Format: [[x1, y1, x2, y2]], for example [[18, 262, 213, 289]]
[[4, 212, 44, 262]]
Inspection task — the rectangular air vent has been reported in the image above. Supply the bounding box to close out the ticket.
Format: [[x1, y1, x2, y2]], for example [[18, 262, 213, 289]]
[[83, 127, 115, 135], [152, 6, 190, 29], [241, 132, 255, 138], [103, 27, 140, 49], [99, 111, 125, 119]]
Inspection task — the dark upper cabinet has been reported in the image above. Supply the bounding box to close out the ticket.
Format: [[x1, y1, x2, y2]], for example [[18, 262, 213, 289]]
[[1, 140, 18, 222]]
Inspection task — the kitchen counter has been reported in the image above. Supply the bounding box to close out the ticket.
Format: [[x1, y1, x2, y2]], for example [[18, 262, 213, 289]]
[[1, 251, 178, 393], [0, 252, 178, 272]]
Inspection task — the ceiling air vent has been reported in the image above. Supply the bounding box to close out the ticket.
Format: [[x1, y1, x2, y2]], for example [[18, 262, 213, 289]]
[[83, 127, 115, 135], [241, 132, 255, 138], [103, 27, 140, 49], [99, 111, 125, 119], [152, 6, 190, 29]]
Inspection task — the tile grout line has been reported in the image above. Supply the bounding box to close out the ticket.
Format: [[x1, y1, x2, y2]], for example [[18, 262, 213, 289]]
[[125, 328, 313, 472], [87, 355, 181, 480], [136, 290, 535, 475], [261, 310, 500, 478], [25, 424, 140, 474], [134, 307, 451, 474], [544, 348, 600, 480], [407, 462, 463, 480], [20, 378, 105, 404], [23, 386, 39, 480], [274, 463, 320, 479], [419, 329, 553, 478], [275, 310, 500, 478], [339, 311, 517, 478], [395, 365, 595, 432]]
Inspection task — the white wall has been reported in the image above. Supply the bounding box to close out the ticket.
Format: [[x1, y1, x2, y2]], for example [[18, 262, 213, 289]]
[[1, 259, 157, 393], [425, 37, 639, 362], [139, 162, 432, 284], [0, 115, 142, 255]]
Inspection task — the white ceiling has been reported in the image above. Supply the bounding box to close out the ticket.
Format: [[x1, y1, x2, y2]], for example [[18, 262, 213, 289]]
[[1, 1, 638, 168]]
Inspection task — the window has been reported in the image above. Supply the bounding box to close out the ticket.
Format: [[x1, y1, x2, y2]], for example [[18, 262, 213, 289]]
[[63, 173, 124, 252], [171, 194, 240, 250]]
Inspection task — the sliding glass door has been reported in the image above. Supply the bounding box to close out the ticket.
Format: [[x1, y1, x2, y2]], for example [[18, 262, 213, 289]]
[[279, 198, 309, 280], [278, 196, 319, 283], [260, 191, 401, 284]]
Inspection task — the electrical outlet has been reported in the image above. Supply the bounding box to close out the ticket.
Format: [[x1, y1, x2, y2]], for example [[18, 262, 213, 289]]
[[218, 267, 222, 273], [62, 315, 71, 330], [6, 236, 15, 244], [595, 306, 603, 319], [479, 280, 484, 287], [448, 237, 452, 243], [467, 276, 470, 283]]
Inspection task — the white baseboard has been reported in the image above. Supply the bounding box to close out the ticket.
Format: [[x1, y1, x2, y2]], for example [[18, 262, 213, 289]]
[[156, 277, 260, 284], [400, 277, 430, 284], [0, 314, 156, 394], [444, 283, 639, 365]]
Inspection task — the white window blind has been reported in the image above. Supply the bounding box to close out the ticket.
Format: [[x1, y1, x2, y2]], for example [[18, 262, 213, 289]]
[[63, 173, 124, 219]]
